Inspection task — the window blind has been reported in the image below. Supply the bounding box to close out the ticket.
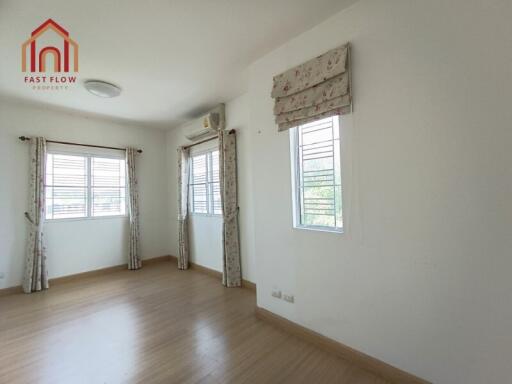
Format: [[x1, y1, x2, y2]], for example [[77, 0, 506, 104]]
[[271, 43, 351, 132], [91, 157, 126, 217], [45, 152, 127, 220], [189, 149, 221, 215], [210, 150, 222, 215], [190, 153, 208, 213], [46, 153, 88, 219]]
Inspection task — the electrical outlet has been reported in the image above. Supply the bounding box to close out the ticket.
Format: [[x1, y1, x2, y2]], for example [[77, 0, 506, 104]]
[[271, 289, 282, 299], [283, 294, 294, 303]]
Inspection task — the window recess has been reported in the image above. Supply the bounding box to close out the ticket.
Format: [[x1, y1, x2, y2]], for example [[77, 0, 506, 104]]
[[290, 116, 343, 232], [189, 149, 221, 215], [45, 152, 127, 220]]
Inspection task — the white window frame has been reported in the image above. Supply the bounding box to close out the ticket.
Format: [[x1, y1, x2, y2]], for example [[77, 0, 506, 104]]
[[290, 116, 343, 234], [45, 149, 128, 222], [189, 148, 222, 217]]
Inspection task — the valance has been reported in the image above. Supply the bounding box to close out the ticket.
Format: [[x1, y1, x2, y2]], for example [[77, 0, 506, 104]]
[[271, 43, 351, 131]]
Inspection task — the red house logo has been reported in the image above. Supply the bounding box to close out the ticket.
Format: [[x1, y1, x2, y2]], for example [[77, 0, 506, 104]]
[[21, 19, 78, 73]]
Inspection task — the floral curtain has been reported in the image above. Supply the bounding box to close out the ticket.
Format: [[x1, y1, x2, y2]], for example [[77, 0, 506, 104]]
[[23, 137, 48, 293], [219, 130, 242, 287], [126, 148, 141, 270], [177, 147, 190, 270], [271, 43, 352, 131]]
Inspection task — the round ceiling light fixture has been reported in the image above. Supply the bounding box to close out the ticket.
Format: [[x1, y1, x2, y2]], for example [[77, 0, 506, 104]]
[[84, 80, 121, 98]]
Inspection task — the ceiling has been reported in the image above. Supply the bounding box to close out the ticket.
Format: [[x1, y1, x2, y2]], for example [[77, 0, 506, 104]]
[[0, 0, 357, 128]]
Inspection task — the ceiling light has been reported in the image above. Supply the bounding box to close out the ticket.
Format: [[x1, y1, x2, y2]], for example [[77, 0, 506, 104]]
[[84, 80, 121, 98]]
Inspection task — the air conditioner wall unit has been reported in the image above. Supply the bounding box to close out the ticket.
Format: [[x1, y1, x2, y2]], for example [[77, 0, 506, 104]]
[[183, 104, 225, 142]]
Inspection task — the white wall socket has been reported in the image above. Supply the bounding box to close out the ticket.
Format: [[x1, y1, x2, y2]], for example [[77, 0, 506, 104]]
[[271, 289, 282, 299], [283, 294, 294, 303]]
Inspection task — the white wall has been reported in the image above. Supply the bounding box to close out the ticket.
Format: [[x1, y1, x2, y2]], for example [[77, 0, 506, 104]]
[[166, 95, 256, 282], [218, 0, 512, 383], [188, 215, 224, 272], [3, 0, 511, 381], [0, 101, 169, 289]]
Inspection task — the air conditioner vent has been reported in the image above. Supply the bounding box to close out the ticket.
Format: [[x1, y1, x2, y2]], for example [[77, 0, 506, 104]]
[[183, 105, 225, 142]]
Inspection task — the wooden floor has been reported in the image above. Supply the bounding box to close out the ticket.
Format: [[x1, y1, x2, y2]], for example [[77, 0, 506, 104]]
[[0, 261, 390, 384]]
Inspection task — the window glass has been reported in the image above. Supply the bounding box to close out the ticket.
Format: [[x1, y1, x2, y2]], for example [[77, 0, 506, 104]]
[[189, 149, 222, 215], [45, 152, 126, 220], [290, 116, 343, 231], [45, 153, 88, 219], [91, 157, 126, 217]]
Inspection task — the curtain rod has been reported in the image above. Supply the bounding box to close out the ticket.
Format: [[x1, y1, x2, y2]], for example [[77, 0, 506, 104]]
[[181, 129, 235, 150], [18, 136, 143, 153]]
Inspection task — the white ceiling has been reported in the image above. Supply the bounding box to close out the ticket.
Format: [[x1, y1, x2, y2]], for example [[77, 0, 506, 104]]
[[0, 0, 357, 128]]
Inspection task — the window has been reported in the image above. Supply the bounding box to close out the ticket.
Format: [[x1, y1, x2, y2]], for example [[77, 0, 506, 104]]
[[290, 116, 343, 232], [189, 149, 221, 215], [45, 153, 88, 219], [91, 157, 126, 217], [45, 152, 126, 220]]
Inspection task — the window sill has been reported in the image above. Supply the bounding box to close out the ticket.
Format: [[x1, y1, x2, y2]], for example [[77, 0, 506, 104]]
[[45, 215, 129, 223], [190, 213, 223, 218], [293, 225, 344, 234]]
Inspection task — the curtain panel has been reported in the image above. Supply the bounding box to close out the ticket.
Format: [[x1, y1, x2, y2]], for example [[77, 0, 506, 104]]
[[23, 137, 48, 293], [177, 147, 190, 270], [126, 148, 141, 270], [219, 130, 242, 287], [271, 43, 352, 131]]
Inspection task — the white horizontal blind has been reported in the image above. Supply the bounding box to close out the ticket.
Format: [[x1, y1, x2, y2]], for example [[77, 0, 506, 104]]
[[189, 149, 221, 215], [46, 153, 88, 219], [91, 157, 126, 217], [45, 152, 127, 220], [293, 116, 342, 230], [190, 153, 208, 213], [210, 150, 222, 215]]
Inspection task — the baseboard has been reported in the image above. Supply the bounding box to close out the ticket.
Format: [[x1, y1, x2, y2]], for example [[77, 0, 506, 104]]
[[189, 261, 222, 279], [1, 255, 254, 297], [50, 265, 125, 285], [0, 255, 172, 296], [0, 285, 23, 297], [169, 254, 256, 291], [255, 307, 430, 384], [241, 279, 256, 291], [142, 255, 173, 265]]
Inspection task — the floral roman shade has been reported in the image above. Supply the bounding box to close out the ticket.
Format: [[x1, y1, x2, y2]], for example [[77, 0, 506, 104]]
[[271, 43, 351, 131]]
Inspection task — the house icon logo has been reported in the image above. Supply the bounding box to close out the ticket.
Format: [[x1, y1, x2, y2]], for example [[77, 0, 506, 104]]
[[22, 19, 79, 90], [22, 19, 78, 73]]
